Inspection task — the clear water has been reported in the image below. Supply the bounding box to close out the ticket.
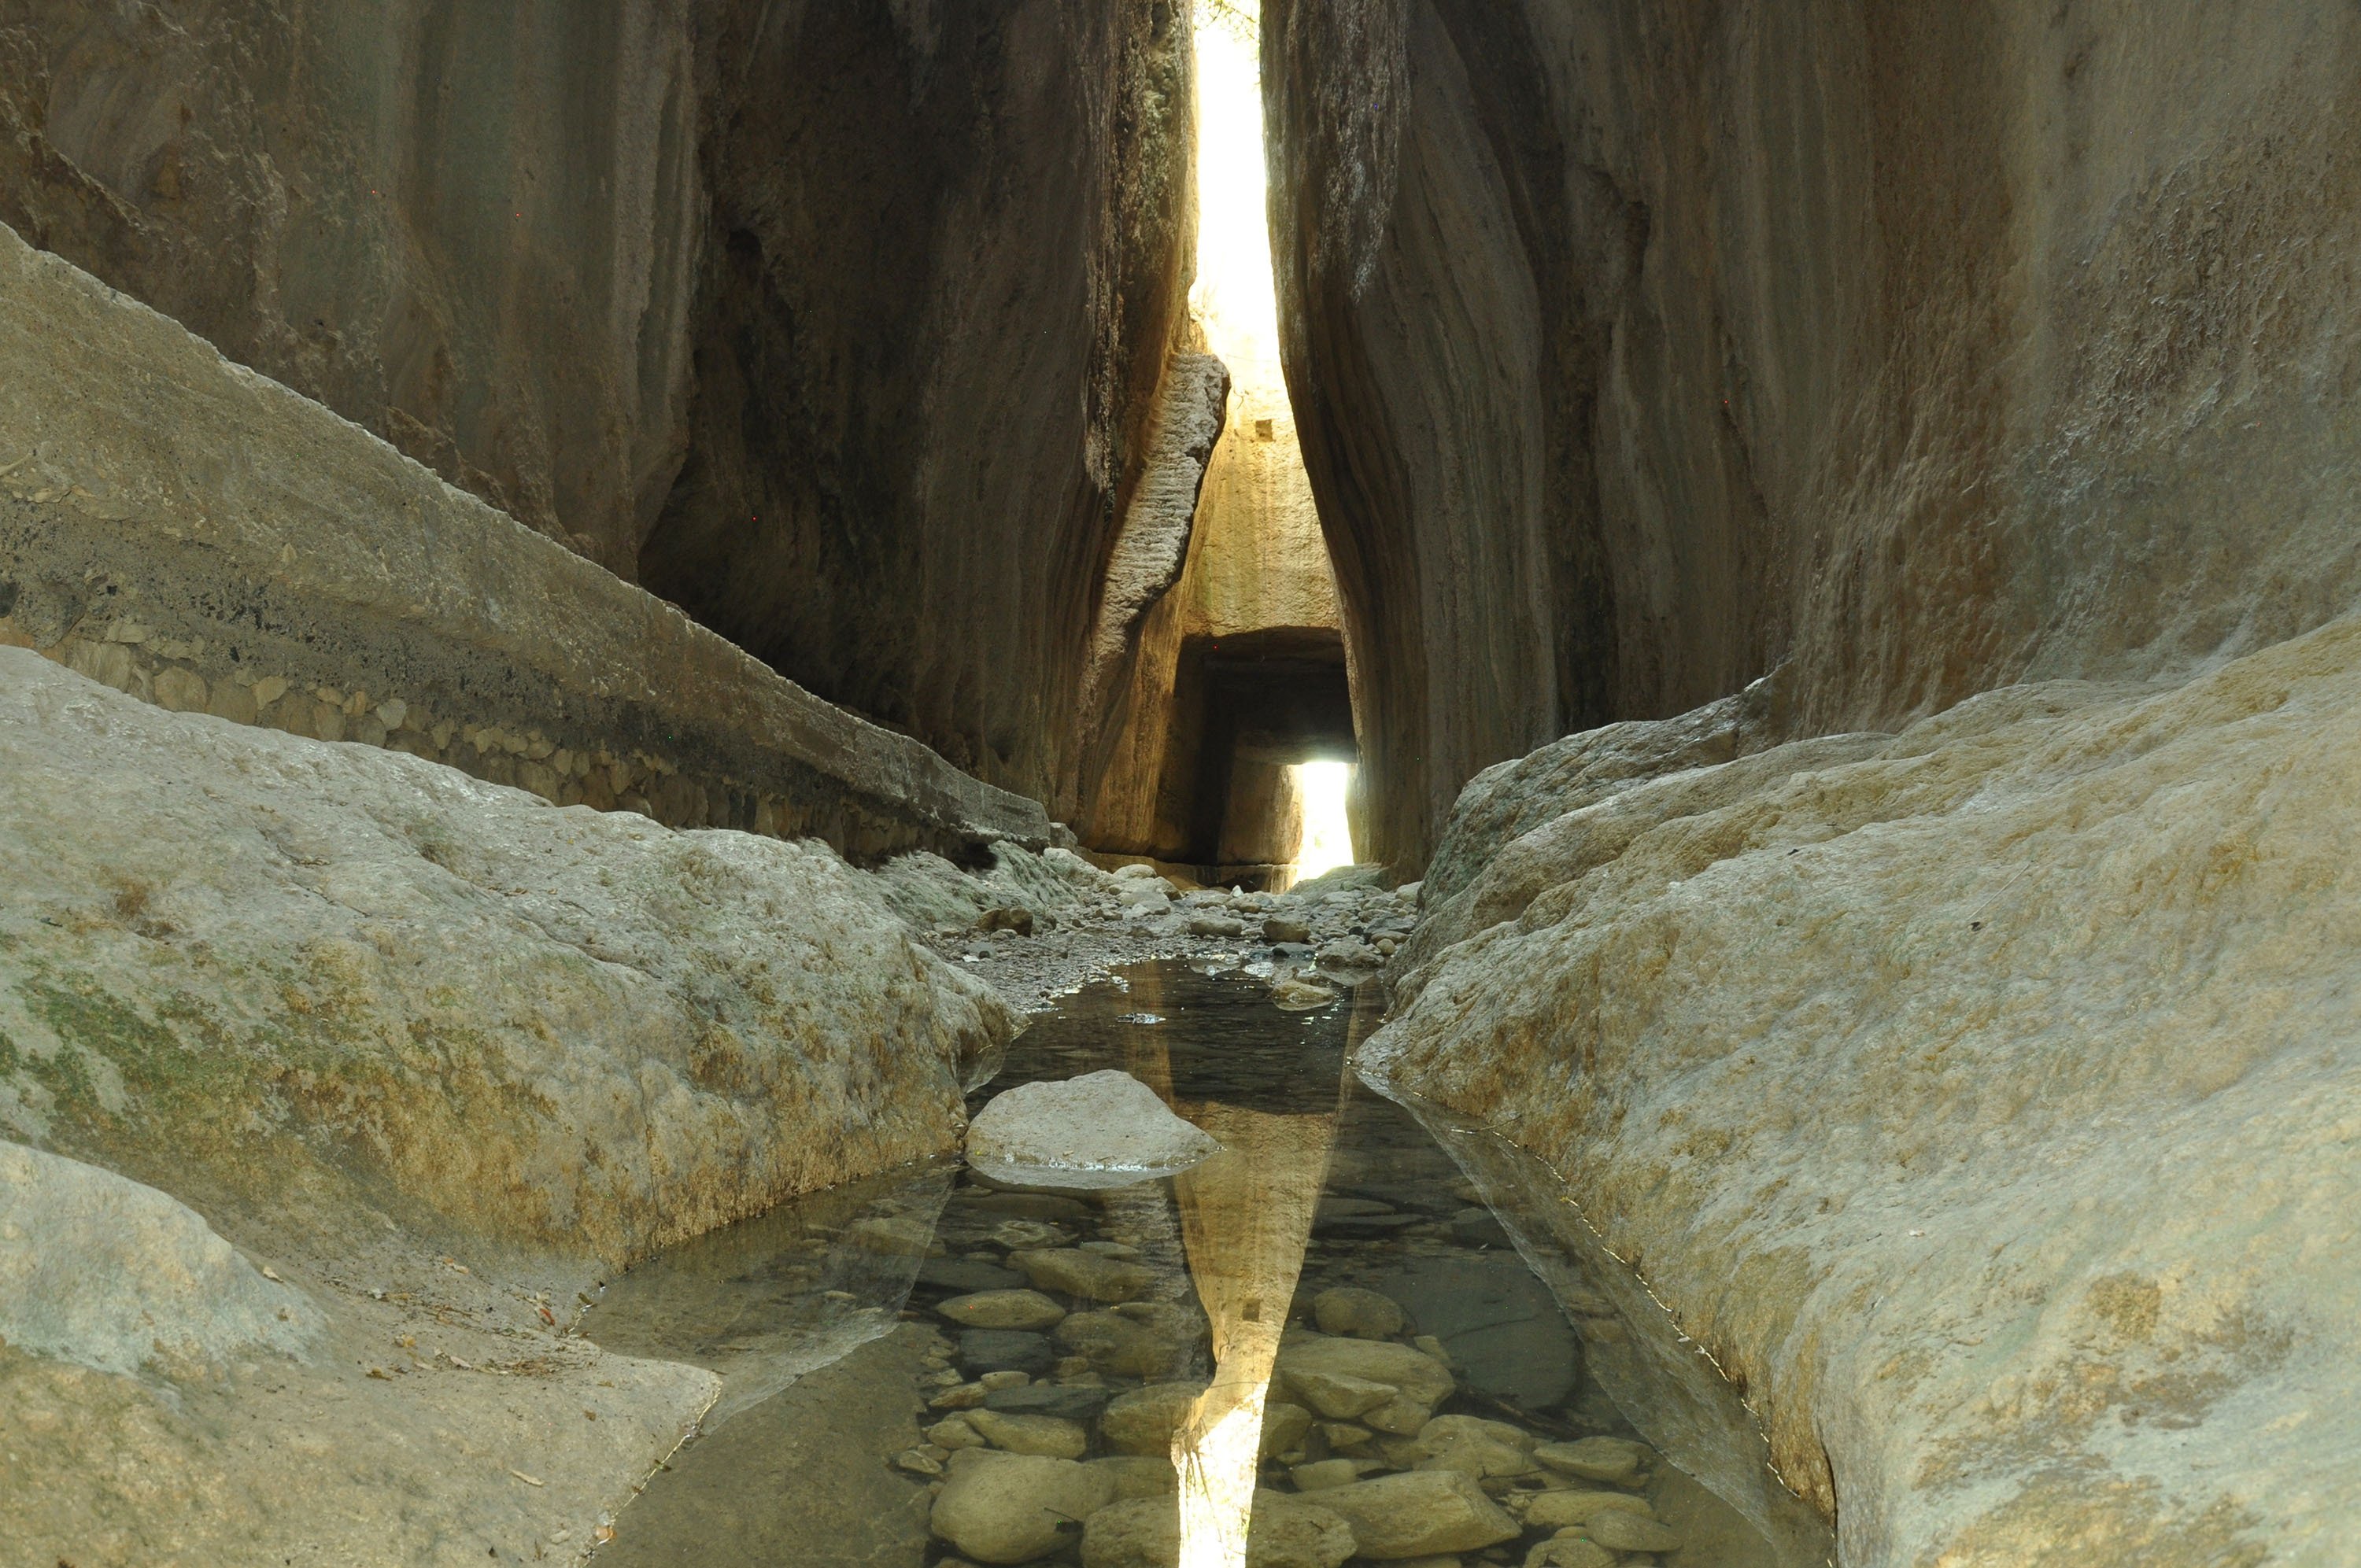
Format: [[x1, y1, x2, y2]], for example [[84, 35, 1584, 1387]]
[[587, 961, 1836, 1566]]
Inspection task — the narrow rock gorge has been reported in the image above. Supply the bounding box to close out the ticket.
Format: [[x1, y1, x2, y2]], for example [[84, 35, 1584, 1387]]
[[2, 3, 2355, 1565]]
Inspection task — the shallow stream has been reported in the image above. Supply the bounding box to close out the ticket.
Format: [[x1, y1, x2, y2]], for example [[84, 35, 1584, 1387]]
[[586, 961, 1835, 1567]]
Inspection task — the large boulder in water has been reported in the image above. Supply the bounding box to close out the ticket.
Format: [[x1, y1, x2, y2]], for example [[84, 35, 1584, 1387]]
[[966, 1070, 1221, 1183]]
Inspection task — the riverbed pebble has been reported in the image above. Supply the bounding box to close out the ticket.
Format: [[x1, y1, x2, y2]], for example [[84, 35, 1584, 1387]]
[[931, 1450, 1114, 1563], [1312, 1285, 1407, 1338], [966, 1408, 1090, 1459], [1011, 1247, 1155, 1302], [1532, 1437, 1652, 1486], [937, 1289, 1067, 1330], [1302, 1470, 1521, 1559]]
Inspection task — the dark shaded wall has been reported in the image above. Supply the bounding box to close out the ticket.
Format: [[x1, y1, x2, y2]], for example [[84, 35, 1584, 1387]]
[[0, 0, 1195, 818], [641, 0, 1195, 811], [1265, 0, 2361, 868]]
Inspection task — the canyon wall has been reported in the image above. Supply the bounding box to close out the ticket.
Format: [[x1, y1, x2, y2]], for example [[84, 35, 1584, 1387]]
[[0, 0, 1198, 821], [1265, 0, 2361, 867]]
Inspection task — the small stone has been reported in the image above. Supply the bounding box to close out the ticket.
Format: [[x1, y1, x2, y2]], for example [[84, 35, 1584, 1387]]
[[1099, 1381, 1206, 1455], [977, 906, 1036, 936], [1271, 976, 1339, 1011], [1260, 1400, 1314, 1460], [985, 1382, 1115, 1422], [1412, 1415, 1539, 1482], [1089, 1455, 1179, 1500], [1515, 1492, 1653, 1530], [928, 1415, 986, 1451], [1524, 1537, 1615, 1568], [845, 1214, 935, 1254], [1263, 916, 1313, 944], [929, 1382, 989, 1410], [937, 1289, 1068, 1331], [1532, 1437, 1652, 1486], [1319, 1422, 1373, 1451], [1313, 1286, 1407, 1339], [967, 1408, 1090, 1459], [1079, 1240, 1143, 1260], [920, 1258, 1027, 1294], [989, 1219, 1076, 1250], [932, 1451, 1114, 1564], [1288, 1367, 1395, 1419], [1011, 1248, 1154, 1303], [959, 1329, 1057, 1377], [153, 666, 209, 713], [1291, 1457, 1376, 1492], [1582, 1511, 1683, 1553], [896, 1448, 944, 1475], [1188, 913, 1246, 938], [1057, 1304, 1201, 1379], [1307, 1471, 1521, 1559], [980, 1369, 1033, 1391]]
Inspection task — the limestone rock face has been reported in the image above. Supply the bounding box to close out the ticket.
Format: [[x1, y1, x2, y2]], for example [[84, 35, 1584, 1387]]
[[0, 1, 1197, 823], [641, 0, 1197, 814], [0, 650, 1014, 1267], [1265, 1, 2361, 866], [1362, 614, 2361, 1563], [0, 1139, 321, 1376]]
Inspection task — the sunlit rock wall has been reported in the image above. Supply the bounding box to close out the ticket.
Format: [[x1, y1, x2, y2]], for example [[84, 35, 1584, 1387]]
[[1265, 0, 2361, 867]]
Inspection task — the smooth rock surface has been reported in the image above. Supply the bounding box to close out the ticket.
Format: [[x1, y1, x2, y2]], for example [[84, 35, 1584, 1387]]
[[1364, 614, 2361, 1562], [0, 1140, 320, 1376], [0, 651, 1012, 1265], [932, 1450, 1115, 1565], [969, 1071, 1222, 1177], [1303, 1470, 1520, 1560]]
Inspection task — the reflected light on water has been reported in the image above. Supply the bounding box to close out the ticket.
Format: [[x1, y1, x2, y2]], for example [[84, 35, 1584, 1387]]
[[1291, 761, 1355, 880]]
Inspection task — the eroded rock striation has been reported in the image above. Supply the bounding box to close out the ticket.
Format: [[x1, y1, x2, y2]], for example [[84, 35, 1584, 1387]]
[[1362, 616, 2361, 1563], [1265, 1, 2361, 866]]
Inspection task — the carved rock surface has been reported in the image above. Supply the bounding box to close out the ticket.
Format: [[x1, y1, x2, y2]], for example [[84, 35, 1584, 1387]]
[[1265, 1, 2361, 866]]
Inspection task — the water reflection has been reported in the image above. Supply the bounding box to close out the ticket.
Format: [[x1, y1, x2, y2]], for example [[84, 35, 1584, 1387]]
[[588, 961, 1833, 1568]]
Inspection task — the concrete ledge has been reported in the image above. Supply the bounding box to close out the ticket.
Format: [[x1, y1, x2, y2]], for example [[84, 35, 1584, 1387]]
[[0, 221, 1051, 859]]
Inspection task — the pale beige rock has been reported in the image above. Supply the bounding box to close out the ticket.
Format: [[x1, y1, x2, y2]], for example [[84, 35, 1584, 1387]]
[[1312, 1286, 1406, 1339], [0, 652, 1011, 1268], [1582, 1511, 1682, 1554], [1304, 1470, 1520, 1559], [0, 1141, 319, 1376], [1529, 1438, 1650, 1487], [1410, 1415, 1538, 1482], [966, 1410, 1089, 1461], [1080, 1490, 1355, 1568], [1521, 1537, 1613, 1568], [1514, 1492, 1653, 1531], [1011, 1248, 1155, 1303], [969, 1071, 1222, 1179], [937, 1292, 1069, 1332], [932, 1450, 1115, 1564], [1276, 1333, 1455, 1419], [1099, 1382, 1210, 1456], [1364, 614, 2361, 1562]]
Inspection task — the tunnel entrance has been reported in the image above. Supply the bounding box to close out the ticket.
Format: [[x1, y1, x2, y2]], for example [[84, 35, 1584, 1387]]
[[1179, 625, 1354, 873]]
